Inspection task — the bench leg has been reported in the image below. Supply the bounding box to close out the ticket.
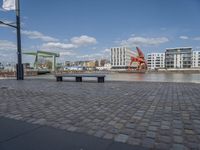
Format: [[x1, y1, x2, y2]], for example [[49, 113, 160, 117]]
[[57, 76, 63, 81], [76, 77, 82, 82], [98, 77, 104, 83]]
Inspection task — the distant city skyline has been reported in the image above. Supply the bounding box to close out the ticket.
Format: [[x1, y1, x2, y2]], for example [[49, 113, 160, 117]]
[[0, 0, 200, 64]]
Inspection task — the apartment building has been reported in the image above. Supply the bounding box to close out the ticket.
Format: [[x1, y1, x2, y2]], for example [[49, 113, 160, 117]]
[[110, 47, 135, 69], [165, 47, 192, 68], [147, 53, 165, 70], [192, 51, 200, 68]]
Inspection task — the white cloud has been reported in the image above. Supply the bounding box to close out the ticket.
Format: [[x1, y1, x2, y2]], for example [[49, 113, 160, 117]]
[[0, 24, 6, 27], [120, 36, 169, 47], [0, 8, 5, 11], [40, 42, 77, 60], [0, 40, 17, 63], [42, 42, 77, 50], [21, 30, 59, 42], [193, 37, 200, 41], [102, 48, 110, 53], [76, 53, 102, 60], [131, 34, 136, 37], [71, 35, 97, 46], [76, 48, 110, 61], [0, 40, 16, 51], [30, 34, 98, 61], [0, 20, 16, 28], [60, 51, 76, 56], [92, 47, 97, 50], [179, 36, 189, 40]]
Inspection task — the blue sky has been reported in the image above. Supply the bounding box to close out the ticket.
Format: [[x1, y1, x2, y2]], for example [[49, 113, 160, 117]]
[[0, 0, 200, 63]]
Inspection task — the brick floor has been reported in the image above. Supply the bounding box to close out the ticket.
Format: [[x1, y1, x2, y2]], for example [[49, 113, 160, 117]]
[[0, 79, 200, 149]]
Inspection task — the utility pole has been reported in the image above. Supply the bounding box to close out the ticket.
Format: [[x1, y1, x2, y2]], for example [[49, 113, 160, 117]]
[[16, 0, 24, 80], [0, 0, 24, 80]]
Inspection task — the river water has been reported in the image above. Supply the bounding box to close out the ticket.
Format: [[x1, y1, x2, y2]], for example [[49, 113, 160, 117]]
[[105, 73, 200, 83], [35, 72, 200, 83], [1, 72, 200, 83]]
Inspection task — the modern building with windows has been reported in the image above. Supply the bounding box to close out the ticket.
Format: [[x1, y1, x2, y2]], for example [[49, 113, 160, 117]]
[[165, 47, 192, 69], [192, 51, 200, 68], [110, 47, 135, 69], [147, 53, 165, 70]]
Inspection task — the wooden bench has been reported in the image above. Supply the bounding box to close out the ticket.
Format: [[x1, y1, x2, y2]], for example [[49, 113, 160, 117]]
[[56, 74, 106, 83]]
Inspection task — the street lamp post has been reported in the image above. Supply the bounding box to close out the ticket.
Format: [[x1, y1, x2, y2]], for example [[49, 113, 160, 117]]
[[0, 0, 24, 80], [16, 0, 24, 80]]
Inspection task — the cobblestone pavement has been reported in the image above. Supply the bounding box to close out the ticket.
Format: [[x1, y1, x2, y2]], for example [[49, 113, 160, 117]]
[[0, 79, 200, 149]]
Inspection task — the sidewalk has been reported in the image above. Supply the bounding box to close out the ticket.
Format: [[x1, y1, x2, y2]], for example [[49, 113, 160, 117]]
[[0, 79, 200, 149], [0, 117, 147, 150]]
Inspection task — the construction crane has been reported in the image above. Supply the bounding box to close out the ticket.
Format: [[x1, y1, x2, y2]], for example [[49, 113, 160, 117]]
[[129, 47, 147, 70]]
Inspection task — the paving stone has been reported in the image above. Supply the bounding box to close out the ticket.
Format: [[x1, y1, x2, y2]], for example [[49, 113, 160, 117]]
[[161, 121, 171, 126], [125, 123, 135, 129], [119, 128, 133, 135], [114, 134, 129, 143], [146, 131, 156, 138], [134, 130, 146, 138], [109, 128, 119, 134], [108, 120, 116, 125], [172, 144, 188, 150], [184, 124, 193, 130], [161, 125, 170, 130], [193, 120, 200, 124], [67, 126, 78, 132], [186, 142, 199, 149], [87, 129, 95, 135], [184, 129, 195, 135], [1, 80, 200, 149], [150, 121, 160, 126], [173, 129, 182, 135], [114, 123, 124, 129], [159, 135, 171, 143], [173, 123, 183, 129], [142, 138, 155, 148], [173, 136, 183, 143], [127, 137, 141, 145], [139, 122, 149, 127], [160, 129, 172, 136], [185, 135, 198, 143], [94, 130, 105, 138], [103, 133, 114, 139], [155, 142, 171, 150], [148, 126, 158, 131], [136, 126, 146, 132]]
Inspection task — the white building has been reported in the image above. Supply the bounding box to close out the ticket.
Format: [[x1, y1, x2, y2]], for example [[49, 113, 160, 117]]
[[147, 53, 165, 70], [110, 47, 136, 69], [165, 47, 192, 68], [192, 51, 200, 68], [96, 63, 111, 71]]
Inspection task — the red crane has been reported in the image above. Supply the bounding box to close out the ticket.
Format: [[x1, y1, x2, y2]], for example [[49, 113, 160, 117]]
[[129, 47, 147, 70]]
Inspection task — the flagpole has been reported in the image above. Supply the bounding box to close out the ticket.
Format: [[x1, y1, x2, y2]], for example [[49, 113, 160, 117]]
[[16, 0, 24, 80]]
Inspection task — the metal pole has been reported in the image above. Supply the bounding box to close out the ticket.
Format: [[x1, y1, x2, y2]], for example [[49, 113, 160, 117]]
[[16, 0, 24, 80]]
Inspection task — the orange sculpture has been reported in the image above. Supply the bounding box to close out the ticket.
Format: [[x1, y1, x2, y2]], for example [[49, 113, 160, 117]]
[[129, 47, 147, 70]]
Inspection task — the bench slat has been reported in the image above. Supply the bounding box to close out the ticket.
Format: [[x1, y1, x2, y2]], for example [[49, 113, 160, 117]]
[[56, 74, 105, 83], [56, 74, 105, 77]]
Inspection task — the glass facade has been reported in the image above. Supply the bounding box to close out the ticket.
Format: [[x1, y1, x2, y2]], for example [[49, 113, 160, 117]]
[[165, 47, 192, 68]]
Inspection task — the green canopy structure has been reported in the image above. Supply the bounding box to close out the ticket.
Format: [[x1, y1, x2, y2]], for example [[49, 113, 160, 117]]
[[23, 51, 60, 71]]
